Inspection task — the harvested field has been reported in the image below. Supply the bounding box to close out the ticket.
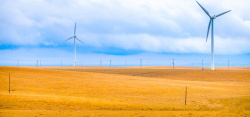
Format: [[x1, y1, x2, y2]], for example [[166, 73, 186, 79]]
[[0, 66, 249, 116]]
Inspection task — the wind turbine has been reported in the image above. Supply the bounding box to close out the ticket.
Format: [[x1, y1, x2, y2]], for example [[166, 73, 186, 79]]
[[64, 22, 85, 71], [196, 1, 231, 70]]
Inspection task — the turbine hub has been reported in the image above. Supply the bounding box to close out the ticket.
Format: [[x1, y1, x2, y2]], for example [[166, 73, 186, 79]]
[[212, 15, 216, 19]]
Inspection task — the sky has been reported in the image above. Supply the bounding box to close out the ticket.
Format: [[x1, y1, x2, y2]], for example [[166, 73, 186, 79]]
[[0, 0, 250, 66]]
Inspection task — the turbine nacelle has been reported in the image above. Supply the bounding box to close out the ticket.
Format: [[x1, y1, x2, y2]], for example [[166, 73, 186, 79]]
[[212, 15, 216, 19]]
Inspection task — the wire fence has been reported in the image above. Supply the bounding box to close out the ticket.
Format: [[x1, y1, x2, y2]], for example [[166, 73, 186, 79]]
[[1, 58, 249, 69]]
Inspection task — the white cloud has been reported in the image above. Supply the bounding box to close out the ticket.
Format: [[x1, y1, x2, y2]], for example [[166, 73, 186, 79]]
[[0, 0, 250, 55], [81, 33, 250, 54]]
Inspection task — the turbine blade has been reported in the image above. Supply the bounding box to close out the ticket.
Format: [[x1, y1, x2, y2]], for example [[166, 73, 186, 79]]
[[74, 22, 76, 35], [64, 36, 74, 42], [76, 37, 85, 45], [206, 19, 212, 42], [196, 1, 211, 18], [216, 10, 231, 18]]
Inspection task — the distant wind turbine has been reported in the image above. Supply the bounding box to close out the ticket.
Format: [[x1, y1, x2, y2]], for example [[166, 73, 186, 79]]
[[64, 22, 85, 71], [196, 1, 231, 70]]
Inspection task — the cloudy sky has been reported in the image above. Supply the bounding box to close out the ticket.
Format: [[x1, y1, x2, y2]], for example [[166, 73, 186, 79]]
[[0, 0, 249, 66]]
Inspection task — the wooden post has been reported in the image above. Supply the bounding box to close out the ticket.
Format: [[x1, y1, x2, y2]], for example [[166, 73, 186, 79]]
[[148, 61, 149, 69], [202, 60, 203, 70], [110, 60, 111, 71], [140, 59, 142, 69], [185, 86, 187, 105], [173, 59, 175, 69], [100, 60, 102, 69], [9, 73, 10, 94]]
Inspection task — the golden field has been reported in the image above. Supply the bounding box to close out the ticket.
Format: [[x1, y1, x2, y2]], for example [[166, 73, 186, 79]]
[[0, 66, 249, 116]]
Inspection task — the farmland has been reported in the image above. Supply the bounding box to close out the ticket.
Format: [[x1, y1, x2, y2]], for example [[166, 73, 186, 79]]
[[0, 66, 249, 116]]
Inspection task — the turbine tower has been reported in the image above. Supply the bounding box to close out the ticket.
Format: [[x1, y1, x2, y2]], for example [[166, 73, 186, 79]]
[[196, 1, 231, 70], [64, 22, 85, 71]]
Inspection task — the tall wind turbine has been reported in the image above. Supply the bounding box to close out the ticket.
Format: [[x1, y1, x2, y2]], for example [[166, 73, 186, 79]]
[[196, 1, 231, 70], [64, 22, 85, 71]]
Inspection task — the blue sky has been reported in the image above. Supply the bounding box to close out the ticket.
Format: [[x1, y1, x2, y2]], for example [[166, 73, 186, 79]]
[[0, 0, 250, 66]]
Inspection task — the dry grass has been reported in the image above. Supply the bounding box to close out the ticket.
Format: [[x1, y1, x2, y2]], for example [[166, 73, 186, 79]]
[[0, 66, 249, 116]]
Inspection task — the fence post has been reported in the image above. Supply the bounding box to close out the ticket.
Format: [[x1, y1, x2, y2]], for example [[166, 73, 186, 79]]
[[173, 59, 174, 69], [9, 73, 10, 94], [185, 86, 187, 105], [110, 60, 111, 71]]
